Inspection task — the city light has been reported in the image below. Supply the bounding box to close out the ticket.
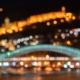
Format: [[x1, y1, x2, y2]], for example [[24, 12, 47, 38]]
[[66, 40, 71, 45], [53, 20, 57, 24], [0, 62, 2, 66], [3, 62, 10, 67], [7, 52, 11, 56], [20, 61, 24, 66], [72, 16, 76, 20], [0, 7, 75, 36], [60, 19, 64, 23], [0, 8, 3, 12], [46, 22, 50, 26], [46, 55, 50, 59]]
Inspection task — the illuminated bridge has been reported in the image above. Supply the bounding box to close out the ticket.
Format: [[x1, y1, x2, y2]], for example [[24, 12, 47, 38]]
[[0, 44, 80, 59]]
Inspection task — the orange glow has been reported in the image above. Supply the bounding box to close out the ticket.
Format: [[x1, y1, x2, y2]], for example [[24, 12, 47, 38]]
[[54, 35, 58, 39], [53, 20, 57, 24], [1, 28, 6, 34], [14, 28, 18, 32], [37, 67, 41, 71], [61, 6, 66, 11], [32, 26, 36, 29], [66, 40, 71, 45], [11, 25, 17, 30], [72, 16, 76, 20], [0, 7, 75, 36], [46, 22, 50, 26], [60, 19, 64, 23], [45, 67, 52, 71], [0, 8, 3, 12], [6, 29, 13, 33], [19, 28, 23, 31]]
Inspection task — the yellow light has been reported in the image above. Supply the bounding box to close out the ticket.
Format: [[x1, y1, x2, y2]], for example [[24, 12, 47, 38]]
[[19, 28, 23, 31], [8, 44, 15, 51], [11, 26, 17, 30], [1, 28, 6, 34], [14, 28, 18, 32], [46, 55, 50, 59], [45, 67, 52, 71], [72, 16, 76, 20], [66, 40, 71, 45], [53, 20, 57, 24], [57, 62, 61, 66], [65, 17, 70, 22], [6, 29, 13, 33], [31, 56, 34, 60], [44, 61, 50, 66], [18, 22, 23, 27], [60, 19, 64, 23], [37, 67, 41, 71], [1, 40, 6, 46], [46, 22, 50, 26]]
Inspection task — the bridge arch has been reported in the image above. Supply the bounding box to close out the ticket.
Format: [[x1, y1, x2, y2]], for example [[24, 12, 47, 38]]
[[0, 44, 80, 58]]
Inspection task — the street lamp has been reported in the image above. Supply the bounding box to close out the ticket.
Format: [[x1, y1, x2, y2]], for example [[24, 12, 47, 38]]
[[0, 8, 3, 11]]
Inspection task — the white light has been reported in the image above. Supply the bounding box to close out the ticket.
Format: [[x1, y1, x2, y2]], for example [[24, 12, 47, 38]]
[[1, 49, 5, 52], [3, 62, 10, 67], [4, 39, 7, 42], [61, 33, 65, 39], [74, 32, 78, 37], [70, 31, 73, 34], [36, 40, 39, 44], [0, 62, 2, 66], [77, 28, 80, 32], [20, 61, 24, 66], [67, 61, 71, 65], [25, 64, 28, 68], [64, 64, 67, 68], [13, 40, 17, 45], [25, 37, 29, 41], [29, 35, 33, 39], [21, 38, 24, 42], [17, 45, 20, 48], [32, 62, 37, 66], [76, 62, 80, 66], [70, 65, 74, 68], [23, 41, 27, 45], [12, 62, 16, 66], [17, 39, 21, 43], [37, 62, 42, 66]]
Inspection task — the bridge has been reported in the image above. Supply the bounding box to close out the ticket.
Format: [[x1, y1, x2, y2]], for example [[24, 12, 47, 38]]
[[0, 44, 80, 59]]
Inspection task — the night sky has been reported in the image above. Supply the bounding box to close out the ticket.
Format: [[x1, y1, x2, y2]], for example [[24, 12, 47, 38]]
[[0, 0, 80, 25]]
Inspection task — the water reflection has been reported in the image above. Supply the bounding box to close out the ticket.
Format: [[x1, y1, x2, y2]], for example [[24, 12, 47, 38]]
[[1, 70, 80, 80]]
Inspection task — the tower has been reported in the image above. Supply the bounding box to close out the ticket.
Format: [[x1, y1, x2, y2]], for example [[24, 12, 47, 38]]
[[2, 17, 12, 27], [61, 6, 66, 12]]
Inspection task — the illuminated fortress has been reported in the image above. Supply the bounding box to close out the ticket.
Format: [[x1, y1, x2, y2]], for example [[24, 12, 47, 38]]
[[0, 6, 75, 35]]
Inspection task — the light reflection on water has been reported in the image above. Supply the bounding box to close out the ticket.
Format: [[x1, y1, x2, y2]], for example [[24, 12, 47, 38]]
[[0, 71, 80, 80]]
